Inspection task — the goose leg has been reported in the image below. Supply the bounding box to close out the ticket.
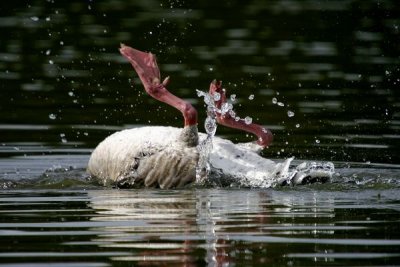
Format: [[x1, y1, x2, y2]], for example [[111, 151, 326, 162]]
[[119, 44, 197, 127], [209, 81, 273, 147]]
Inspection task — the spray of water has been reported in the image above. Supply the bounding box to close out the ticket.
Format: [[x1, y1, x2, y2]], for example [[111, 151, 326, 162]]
[[196, 88, 336, 188], [195, 89, 218, 183], [195, 88, 254, 183]]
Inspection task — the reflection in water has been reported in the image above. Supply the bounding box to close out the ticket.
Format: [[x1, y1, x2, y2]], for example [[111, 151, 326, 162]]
[[0, 187, 399, 266], [84, 189, 400, 266], [87, 190, 331, 266]]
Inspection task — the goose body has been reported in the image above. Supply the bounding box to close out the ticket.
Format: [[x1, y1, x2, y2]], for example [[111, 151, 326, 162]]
[[88, 126, 199, 188], [88, 126, 331, 188], [87, 45, 334, 188]]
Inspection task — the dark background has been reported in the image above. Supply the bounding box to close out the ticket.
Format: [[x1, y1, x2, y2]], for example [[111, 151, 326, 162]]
[[0, 0, 399, 163]]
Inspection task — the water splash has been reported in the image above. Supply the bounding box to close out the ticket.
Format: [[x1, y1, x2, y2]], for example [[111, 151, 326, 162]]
[[221, 102, 233, 114], [195, 88, 336, 188], [289, 161, 336, 185], [195, 88, 264, 181], [196, 89, 218, 183], [296, 161, 335, 174], [195, 88, 259, 184], [244, 116, 252, 125]]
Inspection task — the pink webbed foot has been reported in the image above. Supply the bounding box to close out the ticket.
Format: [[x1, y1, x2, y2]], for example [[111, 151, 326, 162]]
[[119, 44, 197, 127], [209, 80, 273, 148], [119, 44, 162, 88]]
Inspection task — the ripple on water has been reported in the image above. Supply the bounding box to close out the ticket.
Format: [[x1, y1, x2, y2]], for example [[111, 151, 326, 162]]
[[0, 186, 399, 266]]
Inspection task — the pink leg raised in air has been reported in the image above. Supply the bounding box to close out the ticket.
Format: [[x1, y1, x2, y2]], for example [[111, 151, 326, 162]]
[[119, 44, 197, 127], [209, 80, 273, 147]]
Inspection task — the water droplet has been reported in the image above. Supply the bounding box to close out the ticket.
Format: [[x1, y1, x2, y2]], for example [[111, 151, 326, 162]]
[[49, 60, 54, 64], [48, 113, 57, 120], [204, 116, 216, 136], [272, 97, 277, 104], [230, 94, 236, 102], [197, 89, 213, 106], [209, 67, 213, 71], [60, 133, 67, 143], [221, 102, 233, 115], [277, 102, 284, 107], [196, 89, 204, 97], [45, 49, 51, 55], [213, 92, 221, 101], [244, 116, 252, 125], [287, 110, 295, 117], [295, 123, 300, 128], [30, 16, 39, 21], [315, 139, 320, 144], [248, 94, 254, 100], [68, 91, 74, 97], [45, 17, 51, 22]]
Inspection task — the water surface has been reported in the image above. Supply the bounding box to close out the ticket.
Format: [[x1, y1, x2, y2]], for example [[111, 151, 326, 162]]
[[1, 186, 400, 266], [0, 0, 399, 266]]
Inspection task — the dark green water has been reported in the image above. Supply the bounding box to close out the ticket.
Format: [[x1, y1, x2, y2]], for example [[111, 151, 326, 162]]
[[0, 0, 399, 266], [1, 188, 400, 266]]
